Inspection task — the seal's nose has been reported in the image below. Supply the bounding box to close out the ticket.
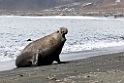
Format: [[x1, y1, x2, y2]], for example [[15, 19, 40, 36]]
[[60, 27, 68, 34]]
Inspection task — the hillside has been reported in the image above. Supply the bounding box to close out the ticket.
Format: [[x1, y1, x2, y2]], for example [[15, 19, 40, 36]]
[[0, 0, 124, 16], [0, 0, 81, 10]]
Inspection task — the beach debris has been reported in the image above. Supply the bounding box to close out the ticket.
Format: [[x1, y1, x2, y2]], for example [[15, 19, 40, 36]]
[[74, 70, 77, 72], [116, 53, 124, 61], [87, 75, 90, 78], [18, 74, 23, 77], [55, 79, 61, 82], [27, 38, 32, 41], [91, 81, 99, 83], [46, 76, 57, 81], [46, 76, 51, 79], [42, 70, 45, 71], [97, 69, 100, 71]]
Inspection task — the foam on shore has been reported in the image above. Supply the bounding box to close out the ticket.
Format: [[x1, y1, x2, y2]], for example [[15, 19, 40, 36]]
[[0, 46, 124, 71]]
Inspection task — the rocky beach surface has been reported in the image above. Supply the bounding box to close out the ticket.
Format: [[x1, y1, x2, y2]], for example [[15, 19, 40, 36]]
[[1, 52, 124, 83]]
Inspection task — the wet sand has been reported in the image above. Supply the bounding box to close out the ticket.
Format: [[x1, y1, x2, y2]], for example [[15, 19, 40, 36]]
[[1, 51, 124, 83]]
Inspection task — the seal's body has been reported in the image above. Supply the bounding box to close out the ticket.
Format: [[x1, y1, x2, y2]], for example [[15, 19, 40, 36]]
[[15, 27, 68, 67]]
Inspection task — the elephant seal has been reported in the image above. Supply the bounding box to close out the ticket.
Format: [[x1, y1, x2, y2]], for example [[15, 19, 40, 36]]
[[15, 27, 68, 67]]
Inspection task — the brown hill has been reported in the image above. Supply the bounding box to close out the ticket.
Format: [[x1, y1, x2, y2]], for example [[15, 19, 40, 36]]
[[0, 0, 81, 10], [0, 0, 124, 16], [0, 0, 124, 11], [50, 0, 124, 11]]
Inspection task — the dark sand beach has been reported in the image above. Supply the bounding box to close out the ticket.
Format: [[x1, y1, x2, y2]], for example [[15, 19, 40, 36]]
[[1, 48, 124, 83]]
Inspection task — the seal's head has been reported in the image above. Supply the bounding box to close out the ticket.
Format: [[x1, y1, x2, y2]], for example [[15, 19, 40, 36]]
[[59, 27, 68, 41]]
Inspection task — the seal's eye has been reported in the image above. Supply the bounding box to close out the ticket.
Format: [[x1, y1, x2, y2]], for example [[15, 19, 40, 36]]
[[57, 31, 59, 33]]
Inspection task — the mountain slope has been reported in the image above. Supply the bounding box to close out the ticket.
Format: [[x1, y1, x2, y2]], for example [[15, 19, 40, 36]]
[[0, 0, 81, 10], [0, 0, 124, 11], [0, 0, 124, 16], [50, 0, 124, 11]]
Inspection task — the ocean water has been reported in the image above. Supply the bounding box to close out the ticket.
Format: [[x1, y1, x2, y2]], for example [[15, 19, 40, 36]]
[[0, 16, 124, 63]]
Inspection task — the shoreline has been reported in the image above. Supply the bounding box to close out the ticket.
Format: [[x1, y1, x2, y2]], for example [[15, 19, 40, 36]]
[[0, 46, 124, 82], [1, 51, 124, 83], [0, 15, 124, 21], [1, 46, 124, 72], [0, 10, 124, 18], [0, 14, 123, 18]]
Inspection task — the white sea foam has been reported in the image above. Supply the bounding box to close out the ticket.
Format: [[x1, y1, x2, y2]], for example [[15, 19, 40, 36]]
[[0, 15, 114, 20], [0, 46, 24, 62], [62, 41, 124, 53], [1, 41, 124, 62], [0, 16, 124, 63]]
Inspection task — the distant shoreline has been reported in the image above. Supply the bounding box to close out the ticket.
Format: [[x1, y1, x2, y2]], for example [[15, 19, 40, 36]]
[[0, 10, 124, 18]]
